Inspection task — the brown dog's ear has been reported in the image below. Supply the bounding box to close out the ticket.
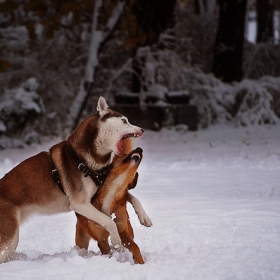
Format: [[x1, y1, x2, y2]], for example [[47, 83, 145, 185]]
[[128, 172, 139, 190]]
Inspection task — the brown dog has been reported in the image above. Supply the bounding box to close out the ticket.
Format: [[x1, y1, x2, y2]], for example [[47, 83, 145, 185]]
[[75, 139, 151, 264], [0, 96, 146, 263]]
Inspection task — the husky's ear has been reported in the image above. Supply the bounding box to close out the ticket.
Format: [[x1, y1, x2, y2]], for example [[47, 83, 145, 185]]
[[97, 96, 109, 117]]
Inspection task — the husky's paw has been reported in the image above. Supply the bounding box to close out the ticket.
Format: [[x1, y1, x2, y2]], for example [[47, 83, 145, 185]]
[[111, 243, 125, 253], [111, 247, 134, 264]]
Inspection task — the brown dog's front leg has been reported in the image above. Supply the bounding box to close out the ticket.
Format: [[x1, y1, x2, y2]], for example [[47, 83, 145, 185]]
[[127, 193, 153, 227], [120, 232, 145, 264], [114, 205, 145, 264]]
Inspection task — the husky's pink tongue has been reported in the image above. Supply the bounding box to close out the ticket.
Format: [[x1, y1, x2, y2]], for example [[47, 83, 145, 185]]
[[117, 139, 123, 155]]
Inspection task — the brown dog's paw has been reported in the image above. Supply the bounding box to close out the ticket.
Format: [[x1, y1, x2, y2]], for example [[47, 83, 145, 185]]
[[134, 257, 145, 265], [141, 215, 153, 227], [136, 209, 153, 227]]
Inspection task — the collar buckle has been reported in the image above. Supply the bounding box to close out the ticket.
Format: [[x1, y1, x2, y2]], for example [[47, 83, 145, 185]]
[[78, 163, 91, 177]]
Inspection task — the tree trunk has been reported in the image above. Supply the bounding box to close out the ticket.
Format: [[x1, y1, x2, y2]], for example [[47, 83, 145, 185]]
[[194, 0, 216, 14], [194, 0, 206, 14], [68, 0, 126, 131], [256, 0, 274, 43], [212, 0, 247, 82]]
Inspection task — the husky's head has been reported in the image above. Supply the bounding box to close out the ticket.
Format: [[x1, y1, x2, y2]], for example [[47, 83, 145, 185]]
[[96, 96, 144, 156], [68, 96, 144, 168]]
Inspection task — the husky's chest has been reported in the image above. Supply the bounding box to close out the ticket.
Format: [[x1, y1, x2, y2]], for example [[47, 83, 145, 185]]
[[80, 175, 100, 199]]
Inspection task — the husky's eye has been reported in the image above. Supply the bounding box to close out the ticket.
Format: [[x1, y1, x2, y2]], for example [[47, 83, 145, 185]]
[[121, 118, 128, 124]]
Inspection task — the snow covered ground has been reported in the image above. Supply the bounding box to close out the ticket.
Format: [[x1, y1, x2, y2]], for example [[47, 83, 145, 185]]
[[0, 124, 280, 279]]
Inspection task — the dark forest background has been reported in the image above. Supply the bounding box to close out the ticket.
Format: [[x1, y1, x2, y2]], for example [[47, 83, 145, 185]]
[[0, 0, 280, 148]]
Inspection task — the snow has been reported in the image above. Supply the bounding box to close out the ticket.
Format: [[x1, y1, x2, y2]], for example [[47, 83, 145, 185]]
[[0, 124, 280, 279], [0, 78, 42, 120]]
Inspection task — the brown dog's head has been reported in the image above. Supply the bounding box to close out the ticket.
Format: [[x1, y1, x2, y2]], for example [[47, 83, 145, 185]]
[[123, 147, 142, 166], [100, 141, 143, 202], [97, 141, 143, 216], [122, 147, 142, 190], [111, 146, 143, 181]]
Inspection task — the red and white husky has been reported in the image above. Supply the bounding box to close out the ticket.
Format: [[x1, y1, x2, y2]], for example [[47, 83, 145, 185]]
[[0, 96, 149, 263]]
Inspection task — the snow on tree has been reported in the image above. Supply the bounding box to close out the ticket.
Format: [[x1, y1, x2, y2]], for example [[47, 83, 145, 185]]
[[233, 77, 280, 126], [0, 78, 44, 149], [244, 43, 280, 79], [99, 38, 280, 128], [0, 0, 279, 140], [118, 46, 234, 127]]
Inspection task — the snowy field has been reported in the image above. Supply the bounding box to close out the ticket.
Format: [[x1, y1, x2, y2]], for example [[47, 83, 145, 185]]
[[0, 124, 280, 280]]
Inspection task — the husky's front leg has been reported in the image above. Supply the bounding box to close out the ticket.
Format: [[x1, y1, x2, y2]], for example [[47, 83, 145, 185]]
[[70, 202, 124, 250], [127, 193, 152, 227]]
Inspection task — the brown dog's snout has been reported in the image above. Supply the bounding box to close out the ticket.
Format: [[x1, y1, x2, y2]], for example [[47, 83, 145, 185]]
[[123, 147, 143, 164], [130, 147, 143, 165], [134, 147, 143, 155]]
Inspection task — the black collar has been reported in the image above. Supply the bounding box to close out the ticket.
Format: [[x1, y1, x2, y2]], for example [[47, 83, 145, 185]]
[[50, 143, 113, 195], [50, 156, 66, 195], [77, 162, 113, 189]]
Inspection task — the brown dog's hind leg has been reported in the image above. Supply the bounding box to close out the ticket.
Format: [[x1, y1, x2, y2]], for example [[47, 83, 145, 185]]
[[0, 206, 19, 263], [75, 218, 91, 250], [76, 214, 111, 255]]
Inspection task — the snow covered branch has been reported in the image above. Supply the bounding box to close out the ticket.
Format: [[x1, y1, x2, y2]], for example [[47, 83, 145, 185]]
[[103, 0, 126, 41], [68, 0, 127, 131], [84, 0, 103, 83]]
